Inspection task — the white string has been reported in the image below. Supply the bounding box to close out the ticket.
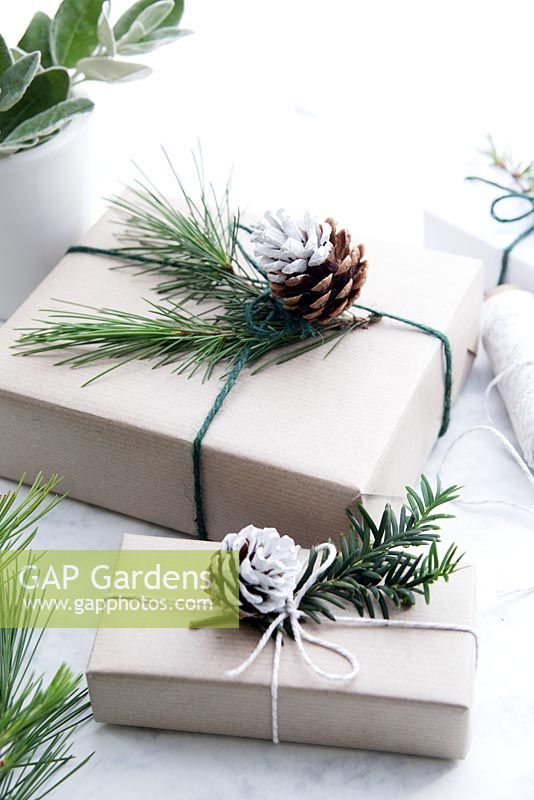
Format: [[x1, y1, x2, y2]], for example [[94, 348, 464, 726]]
[[440, 289, 534, 516], [485, 359, 534, 440], [497, 585, 534, 598], [224, 543, 339, 680], [271, 628, 283, 744], [225, 544, 478, 744], [440, 425, 534, 515], [481, 289, 534, 469]]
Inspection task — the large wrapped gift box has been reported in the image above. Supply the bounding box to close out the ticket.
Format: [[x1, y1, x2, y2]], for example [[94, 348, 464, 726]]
[[0, 207, 482, 545], [424, 171, 534, 291], [86, 535, 477, 759]]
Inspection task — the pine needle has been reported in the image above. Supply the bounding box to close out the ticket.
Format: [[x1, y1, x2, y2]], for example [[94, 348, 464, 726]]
[[14, 160, 380, 382], [295, 476, 463, 624], [0, 475, 92, 800]]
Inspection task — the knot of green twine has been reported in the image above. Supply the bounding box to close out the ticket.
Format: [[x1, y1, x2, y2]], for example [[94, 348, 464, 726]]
[[67, 243, 454, 541], [466, 175, 534, 285], [243, 290, 318, 341]]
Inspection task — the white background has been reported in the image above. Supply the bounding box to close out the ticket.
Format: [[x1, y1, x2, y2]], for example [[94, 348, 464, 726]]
[[5, 0, 534, 242], [2, 2, 534, 798]]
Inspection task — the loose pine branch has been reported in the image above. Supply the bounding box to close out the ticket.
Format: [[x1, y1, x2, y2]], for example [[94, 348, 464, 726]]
[[481, 134, 534, 193], [0, 474, 63, 554], [0, 475, 92, 800], [297, 476, 463, 623]]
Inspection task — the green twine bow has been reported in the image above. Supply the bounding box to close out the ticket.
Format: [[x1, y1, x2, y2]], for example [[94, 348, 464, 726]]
[[466, 175, 534, 285], [66, 244, 453, 541]]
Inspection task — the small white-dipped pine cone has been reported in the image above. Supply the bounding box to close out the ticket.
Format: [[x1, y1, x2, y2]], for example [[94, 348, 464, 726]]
[[251, 209, 368, 324], [221, 524, 301, 617]]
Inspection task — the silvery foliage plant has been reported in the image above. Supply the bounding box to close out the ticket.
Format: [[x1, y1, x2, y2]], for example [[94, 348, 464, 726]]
[[0, 0, 189, 157]]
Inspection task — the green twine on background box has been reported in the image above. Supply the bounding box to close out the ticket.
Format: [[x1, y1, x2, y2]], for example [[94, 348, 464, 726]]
[[67, 244, 453, 541], [466, 175, 534, 285]]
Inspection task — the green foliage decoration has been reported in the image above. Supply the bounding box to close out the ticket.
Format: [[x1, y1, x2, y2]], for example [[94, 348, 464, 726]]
[[297, 476, 463, 626], [0, 474, 92, 800], [481, 134, 534, 193]]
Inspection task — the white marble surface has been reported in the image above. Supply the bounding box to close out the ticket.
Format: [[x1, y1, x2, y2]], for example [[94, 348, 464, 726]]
[[1, 344, 534, 799]]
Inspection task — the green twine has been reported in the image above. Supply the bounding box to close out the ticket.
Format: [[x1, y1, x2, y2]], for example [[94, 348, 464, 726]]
[[193, 347, 250, 539], [353, 304, 452, 436], [192, 293, 318, 539], [67, 243, 454, 539], [465, 176, 534, 285]]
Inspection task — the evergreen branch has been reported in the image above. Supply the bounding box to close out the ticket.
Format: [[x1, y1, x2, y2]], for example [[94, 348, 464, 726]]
[[481, 134, 534, 193], [13, 158, 381, 382], [297, 476, 463, 623], [108, 153, 262, 302], [0, 475, 65, 575], [0, 476, 92, 800], [14, 299, 377, 385]]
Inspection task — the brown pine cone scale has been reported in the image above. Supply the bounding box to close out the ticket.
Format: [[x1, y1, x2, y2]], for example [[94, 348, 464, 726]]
[[269, 217, 368, 324]]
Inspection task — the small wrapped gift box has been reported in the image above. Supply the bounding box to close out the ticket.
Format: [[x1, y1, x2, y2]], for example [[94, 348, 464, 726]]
[[0, 206, 482, 546], [424, 171, 534, 291], [86, 535, 477, 759]]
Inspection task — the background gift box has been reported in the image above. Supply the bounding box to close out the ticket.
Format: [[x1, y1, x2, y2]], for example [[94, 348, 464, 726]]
[[424, 168, 534, 291]]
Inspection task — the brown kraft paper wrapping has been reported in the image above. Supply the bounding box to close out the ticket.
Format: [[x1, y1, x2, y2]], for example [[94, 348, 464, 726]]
[[86, 535, 477, 759], [0, 207, 483, 545]]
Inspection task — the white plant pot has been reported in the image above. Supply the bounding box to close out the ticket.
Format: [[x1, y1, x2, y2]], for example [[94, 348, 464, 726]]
[[0, 114, 94, 320]]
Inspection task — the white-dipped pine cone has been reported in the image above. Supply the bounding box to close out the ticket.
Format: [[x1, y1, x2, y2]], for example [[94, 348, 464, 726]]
[[251, 210, 368, 324], [221, 525, 300, 617]]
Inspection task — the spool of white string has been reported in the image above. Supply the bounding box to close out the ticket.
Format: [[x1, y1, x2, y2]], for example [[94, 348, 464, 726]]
[[440, 285, 534, 517], [482, 287, 534, 468]]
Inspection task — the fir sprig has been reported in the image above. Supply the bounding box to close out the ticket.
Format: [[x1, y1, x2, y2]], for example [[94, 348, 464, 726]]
[[297, 476, 462, 624], [0, 475, 91, 800]]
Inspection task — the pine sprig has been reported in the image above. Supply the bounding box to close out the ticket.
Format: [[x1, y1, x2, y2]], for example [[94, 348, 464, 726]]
[[14, 297, 375, 385], [0, 475, 91, 800], [14, 159, 380, 383], [0, 475, 64, 554], [297, 476, 462, 623], [481, 134, 534, 193], [108, 153, 261, 303]]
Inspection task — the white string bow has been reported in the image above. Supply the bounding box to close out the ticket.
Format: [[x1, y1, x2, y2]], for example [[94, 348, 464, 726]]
[[225, 542, 478, 744]]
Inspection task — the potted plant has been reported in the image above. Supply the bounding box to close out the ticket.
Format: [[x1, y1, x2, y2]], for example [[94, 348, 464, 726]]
[[0, 0, 189, 320]]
